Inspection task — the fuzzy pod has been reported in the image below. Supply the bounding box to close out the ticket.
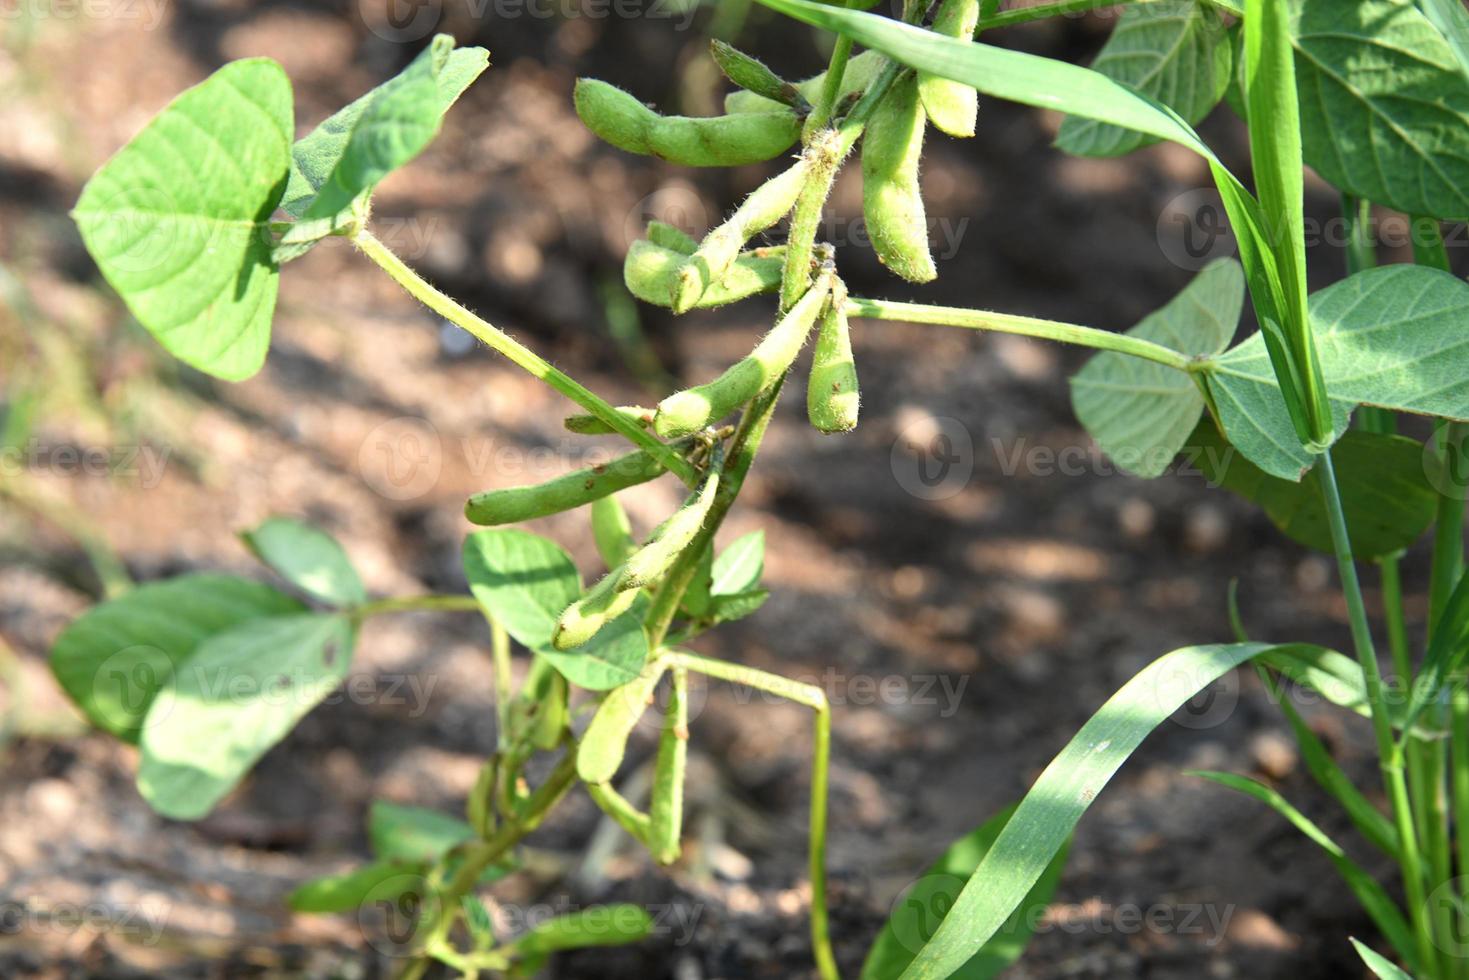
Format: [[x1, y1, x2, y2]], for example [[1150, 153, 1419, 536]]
[[552, 570, 640, 650], [648, 221, 698, 254], [619, 472, 721, 591], [464, 448, 665, 526], [577, 656, 669, 784], [861, 76, 937, 283], [574, 79, 799, 167], [563, 406, 654, 436], [807, 297, 860, 433], [673, 161, 808, 313], [711, 40, 799, 107], [655, 275, 832, 438], [917, 0, 980, 137], [592, 494, 637, 570], [624, 240, 782, 311], [527, 669, 569, 749], [725, 49, 886, 115], [649, 666, 689, 865]]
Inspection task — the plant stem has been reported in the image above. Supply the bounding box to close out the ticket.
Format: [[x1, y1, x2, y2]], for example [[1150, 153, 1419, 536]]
[[355, 231, 696, 487], [845, 297, 1196, 371], [397, 749, 580, 980], [976, 0, 1241, 32], [803, 5, 855, 138], [353, 594, 482, 619], [1316, 449, 1438, 974]]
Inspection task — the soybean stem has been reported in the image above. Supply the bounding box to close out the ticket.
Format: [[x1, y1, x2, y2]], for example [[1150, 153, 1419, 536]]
[[846, 297, 1197, 371], [976, 0, 1241, 32], [356, 231, 696, 487]]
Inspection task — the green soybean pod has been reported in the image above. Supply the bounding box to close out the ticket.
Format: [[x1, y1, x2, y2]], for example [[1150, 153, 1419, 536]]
[[649, 666, 689, 865], [648, 221, 698, 254], [673, 160, 809, 313], [711, 40, 800, 107], [655, 274, 832, 438], [592, 494, 637, 569], [918, 0, 980, 137], [807, 295, 860, 434], [563, 406, 653, 436], [725, 49, 886, 115], [577, 656, 669, 784], [619, 472, 721, 591], [530, 670, 569, 750], [574, 79, 799, 167], [552, 569, 639, 650], [464, 448, 666, 526], [624, 240, 782, 311], [861, 76, 937, 283]]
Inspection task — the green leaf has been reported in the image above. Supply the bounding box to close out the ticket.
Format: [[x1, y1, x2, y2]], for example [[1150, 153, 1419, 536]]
[[1057, 2, 1233, 158], [861, 803, 1068, 979], [1352, 938, 1415, 980], [1192, 772, 1422, 973], [1187, 421, 1436, 559], [242, 516, 365, 607], [137, 614, 355, 820], [1206, 264, 1469, 479], [1416, 0, 1469, 77], [278, 36, 488, 256], [709, 589, 771, 624], [289, 861, 427, 914], [1259, 643, 1440, 738], [1070, 259, 1242, 478], [49, 574, 304, 742], [73, 59, 293, 381], [1294, 0, 1469, 220], [463, 530, 649, 691], [896, 642, 1283, 978], [1396, 568, 1469, 736], [712, 530, 765, 596], [370, 801, 475, 862], [508, 905, 654, 956]]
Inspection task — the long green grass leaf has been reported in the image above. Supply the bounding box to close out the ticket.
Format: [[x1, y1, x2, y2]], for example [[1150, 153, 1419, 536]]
[[891, 642, 1283, 978]]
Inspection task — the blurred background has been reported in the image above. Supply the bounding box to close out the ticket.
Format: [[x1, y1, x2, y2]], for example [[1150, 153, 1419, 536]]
[[0, 1, 1441, 976]]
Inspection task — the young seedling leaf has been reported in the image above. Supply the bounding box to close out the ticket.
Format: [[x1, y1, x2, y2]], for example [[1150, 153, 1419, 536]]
[[1206, 264, 1469, 479], [709, 589, 770, 624], [1351, 938, 1415, 980], [138, 613, 356, 820], [895, 642, 1286, 978], [289, 860, 428, 914], [1192, 772, 1422, 973], [861, 802, 1069, 979], [1057, 2, 1233, 158], [72, 59, 293, 381], [242, 516, 365, 607], [1294, 0, 1469, 220], [369, 801, 475, 862], [1186, 421, 1436, 559], [463, 529, 650, 690], [49, 574, 304, 742], [1070, 258, 1242, 478], [277, 36, 489, 256]]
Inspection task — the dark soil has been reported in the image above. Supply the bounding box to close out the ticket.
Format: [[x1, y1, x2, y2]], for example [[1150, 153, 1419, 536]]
[[0, 3, 1430, 978]]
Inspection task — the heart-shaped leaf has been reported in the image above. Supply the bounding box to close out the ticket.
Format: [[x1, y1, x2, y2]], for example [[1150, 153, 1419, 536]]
[[73, 59, 294, 380]]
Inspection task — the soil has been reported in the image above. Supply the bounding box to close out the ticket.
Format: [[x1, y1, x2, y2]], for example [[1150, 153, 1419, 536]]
[[0, 3, 1433, 978]]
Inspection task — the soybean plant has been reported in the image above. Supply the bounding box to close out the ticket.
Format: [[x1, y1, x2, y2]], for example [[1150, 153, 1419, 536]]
[[50, 0, 1469, 977]]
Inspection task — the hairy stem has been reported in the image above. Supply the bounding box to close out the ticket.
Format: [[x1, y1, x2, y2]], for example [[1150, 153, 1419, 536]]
[[353, 594, 482, 619], [846, 297, 1197, 371], [356, 231, 696, 486]]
